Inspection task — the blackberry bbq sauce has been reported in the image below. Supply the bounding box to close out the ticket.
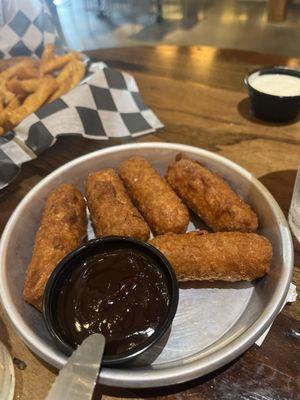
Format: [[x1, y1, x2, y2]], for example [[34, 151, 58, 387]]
[[55, 247, 170, 357]]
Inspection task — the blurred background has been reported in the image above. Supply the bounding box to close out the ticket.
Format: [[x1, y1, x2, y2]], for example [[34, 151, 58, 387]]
[[53, 0, 300, 57]]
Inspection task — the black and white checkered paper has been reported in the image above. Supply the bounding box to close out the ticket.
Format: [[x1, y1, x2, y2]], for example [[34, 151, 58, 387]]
[[0, 0, 64, 58], [0, 64, 164, 189]]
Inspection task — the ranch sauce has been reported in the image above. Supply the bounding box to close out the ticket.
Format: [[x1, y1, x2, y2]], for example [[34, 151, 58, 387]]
[[250, 74, 300, 97]]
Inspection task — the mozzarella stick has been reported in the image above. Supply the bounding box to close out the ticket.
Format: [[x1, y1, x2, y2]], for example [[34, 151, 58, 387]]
[[150, 231, 272, 281], [85, 169, 150, 240], [23, 184, 87, 310], [166, 154, 258, 232], [119, 156, 189, 235]]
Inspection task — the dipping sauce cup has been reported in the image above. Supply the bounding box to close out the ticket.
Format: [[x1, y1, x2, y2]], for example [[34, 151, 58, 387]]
[[43, 236, 179, 366], [244, 66, 300, 122]]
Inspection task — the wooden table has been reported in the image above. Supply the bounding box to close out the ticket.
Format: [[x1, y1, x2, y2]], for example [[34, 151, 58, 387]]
[[0, 46, 299, 400]]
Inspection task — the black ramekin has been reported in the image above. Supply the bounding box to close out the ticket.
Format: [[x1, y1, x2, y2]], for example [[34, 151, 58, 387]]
[[244, 66, 300, 122], [43, 236, 179, 366]]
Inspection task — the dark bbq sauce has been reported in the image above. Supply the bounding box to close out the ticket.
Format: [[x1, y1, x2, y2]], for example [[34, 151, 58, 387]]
[[56, 248, 170, 356]]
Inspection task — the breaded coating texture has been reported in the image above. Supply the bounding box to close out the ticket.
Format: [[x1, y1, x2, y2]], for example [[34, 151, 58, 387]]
[[165, 155, 258, 232], [85, 169, 150, 240], [23, 184, 86, 310], [118, 156, 189, 235], [150, 231, 272, 281]]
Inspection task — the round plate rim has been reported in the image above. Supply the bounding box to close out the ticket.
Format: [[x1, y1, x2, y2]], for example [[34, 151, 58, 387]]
[[0, 142, 294, 388]]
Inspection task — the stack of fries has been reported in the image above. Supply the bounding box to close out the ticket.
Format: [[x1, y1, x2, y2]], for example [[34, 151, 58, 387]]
[[0, 44, 85, 136]]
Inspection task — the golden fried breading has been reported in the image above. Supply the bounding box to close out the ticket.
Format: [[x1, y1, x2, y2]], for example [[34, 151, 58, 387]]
[[23, 184, 87, 311], [119, 156, 189, 236], [85, 169, 150, 240], [166, 154, 258, 232], [150, 231, 272, 281]]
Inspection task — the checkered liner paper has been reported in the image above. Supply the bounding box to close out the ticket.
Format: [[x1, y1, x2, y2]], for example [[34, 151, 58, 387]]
[[0, 1, 164, 189], [0, 0, 64, 58], [0, 65, 164, 188]]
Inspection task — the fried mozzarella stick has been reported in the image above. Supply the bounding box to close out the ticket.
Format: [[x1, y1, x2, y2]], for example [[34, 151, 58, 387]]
[[23, 184, 87, 310], [119, 156, 189, 235], [85, 169, 150, 240], [150, 231, 272, 281], [166, 155, 258, 232]]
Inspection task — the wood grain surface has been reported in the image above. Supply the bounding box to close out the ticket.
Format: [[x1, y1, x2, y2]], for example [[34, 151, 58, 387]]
[[0, 46, 299, 400]]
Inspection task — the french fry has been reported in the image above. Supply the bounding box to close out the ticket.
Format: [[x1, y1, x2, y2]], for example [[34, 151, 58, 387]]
[[7, 77, 58, 126], [0, 61, 36, 103], [49, 59, 85, 102], [0, 57, 32, 73], [6, 96, 20, 111], [7, 77, 54, 96], [41, 52, 80, 74], [69, 59, 85, 88], [0, 59, 36, 81], [19, 78, 42, 93], [49, 76, 72, 102], [15, 66, 39, 79], [0, 84, 15, 103], [41, 44, 55, 64], [0, 95, 21, 128], [0, 96, 4, 127], [40, 44, 55, 76], [0, 49, 85, 130], [6, 79, 27, 96], [55, 60, 75, 85]]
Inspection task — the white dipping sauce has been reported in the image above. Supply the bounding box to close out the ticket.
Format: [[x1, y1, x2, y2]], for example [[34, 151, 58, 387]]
[[249, 73, 300, 97]]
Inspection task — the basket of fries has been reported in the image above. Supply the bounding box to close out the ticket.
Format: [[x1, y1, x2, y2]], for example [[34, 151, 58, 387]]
[[0, 45, 86, 136]]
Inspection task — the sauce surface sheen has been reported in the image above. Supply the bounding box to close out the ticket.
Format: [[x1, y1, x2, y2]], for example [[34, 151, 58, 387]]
[[56, 248, 170, 356]]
